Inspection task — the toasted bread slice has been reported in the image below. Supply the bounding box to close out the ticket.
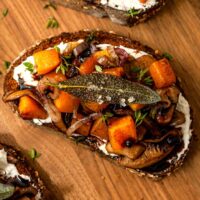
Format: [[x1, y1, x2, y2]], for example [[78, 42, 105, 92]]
[[3, 30, 192, 179], [50, 0, 166, 26], [0, 142, 49, 199]]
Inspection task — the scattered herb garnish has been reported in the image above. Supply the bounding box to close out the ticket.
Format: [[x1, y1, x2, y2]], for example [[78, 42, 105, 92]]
[[43, 2, 57, 10], [56, 63, 68, 75], [48, 73, 161, 105], [102, 112, 114, 122], [137, 68, 148, 81], [95, 65, 103, 73], [2, 8, 8, 18], [131, 66, 141, 73], [56, 55, 72, 75], [54, 45, 60, 53], [86, 32, 95, 43], [127, 8, 141, 17], [134, 68, 153, 86], [23, 62, 34, 73], [3, 61, 11, 69], [0, 183, 15, 199], [46, 17, 59, 29], [143, 76, 153, 86], [28, 148, 41, 160], [162, 52, 173, 61], [134, 110, 148, 126]]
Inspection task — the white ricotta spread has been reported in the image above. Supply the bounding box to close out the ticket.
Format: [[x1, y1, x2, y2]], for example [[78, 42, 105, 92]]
[[0, 149, 30, 181], [101, 0, 157, 11], [175, 93, 192, 160], [13, 56, 38, 87], [33, 116, 52, 126], [96, 43, 148, 59]]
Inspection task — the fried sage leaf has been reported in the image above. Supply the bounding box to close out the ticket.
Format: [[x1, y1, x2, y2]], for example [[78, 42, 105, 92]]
[[0, 183, 15, 199], [48, 73, 161, 105]]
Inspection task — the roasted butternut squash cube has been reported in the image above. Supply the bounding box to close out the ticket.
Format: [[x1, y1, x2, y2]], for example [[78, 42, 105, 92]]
[[91, 117, 108, 140], [108, 116, 137, 151], [71, 114, 92, 136], [44, 71, 67, 82], [83, 101, 108, 113], [34, 49, 61, 75], [19, 96, 48, 119], [103, 67, 124, 77], [149, 58, 176, 89], [94, 50, 109, 58], [129, 104, 144, 111], [79, 55, 96, 75], [54, 91, 80, 113]]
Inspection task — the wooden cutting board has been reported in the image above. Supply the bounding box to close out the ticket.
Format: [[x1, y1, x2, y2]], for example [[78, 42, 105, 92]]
[[0, 0, 200, 199]]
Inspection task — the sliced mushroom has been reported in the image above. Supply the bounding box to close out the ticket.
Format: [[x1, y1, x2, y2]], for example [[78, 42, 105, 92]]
[[170, 110, 186, 126], [3, 89, 41, 104], [119, 142, 174, 169], [106, 142, 145, 160], [156, 105, 175, 125]]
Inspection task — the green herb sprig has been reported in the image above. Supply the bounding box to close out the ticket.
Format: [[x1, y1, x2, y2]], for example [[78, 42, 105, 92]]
[[102, 112, 113, 122], [86, 32, 95, 43], [3, 61, 11, 69], [46, 17, 59, 29], [162, 52, 173, 61], [134, 110, 148, 126], [127, 8, 141, 17], [56, 55, 72, 75], [95, 65, 103, 73], [28, 148, 41, 160], [2, 8, 8, 18], [23, 62, 34, 73]]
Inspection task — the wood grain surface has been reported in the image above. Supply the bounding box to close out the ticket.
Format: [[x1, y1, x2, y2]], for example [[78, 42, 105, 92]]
[[0, 0, 200, 199]]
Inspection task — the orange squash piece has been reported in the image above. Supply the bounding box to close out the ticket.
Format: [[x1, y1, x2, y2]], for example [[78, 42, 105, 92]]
[[83, 101, 108, 113], [149, 58, 176, 89], [108, 116, 137, 151], [54, 91, 80, 113], [79, 55, 96, 75], [129, 104, 144, 111], [18, 96, 48, 119], [103, 67, 124, 77], [44, 71, 67, 82], [71, 114, 92, 136], [91, 117, 108, 140], [34, 49, 61, 75], [79, 50, 109, 75], [94, 50, 109, 58]]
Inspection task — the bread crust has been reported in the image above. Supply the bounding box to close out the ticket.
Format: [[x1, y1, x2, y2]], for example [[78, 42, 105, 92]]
[[0, 142, 49, 199], [50, 0, 166, 26], [3, 30, 191, 179]]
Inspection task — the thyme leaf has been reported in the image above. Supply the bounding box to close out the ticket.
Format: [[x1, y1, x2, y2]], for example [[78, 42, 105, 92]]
[[2, 8, 8, 18], [86, 32, 95, 43], [3, 60, 11, 69], [46, 17, 59, 29], [56, 55, 72, 74], [28, 148, 41, 160], [102, 112, 113, 122], [162, 52, 173, 61], [23, 62, 34, 73], [134, 110, 148, 126], [127, 8, 141, 17], [48, 73, 161, 105], [95, 65, 103, 73]]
